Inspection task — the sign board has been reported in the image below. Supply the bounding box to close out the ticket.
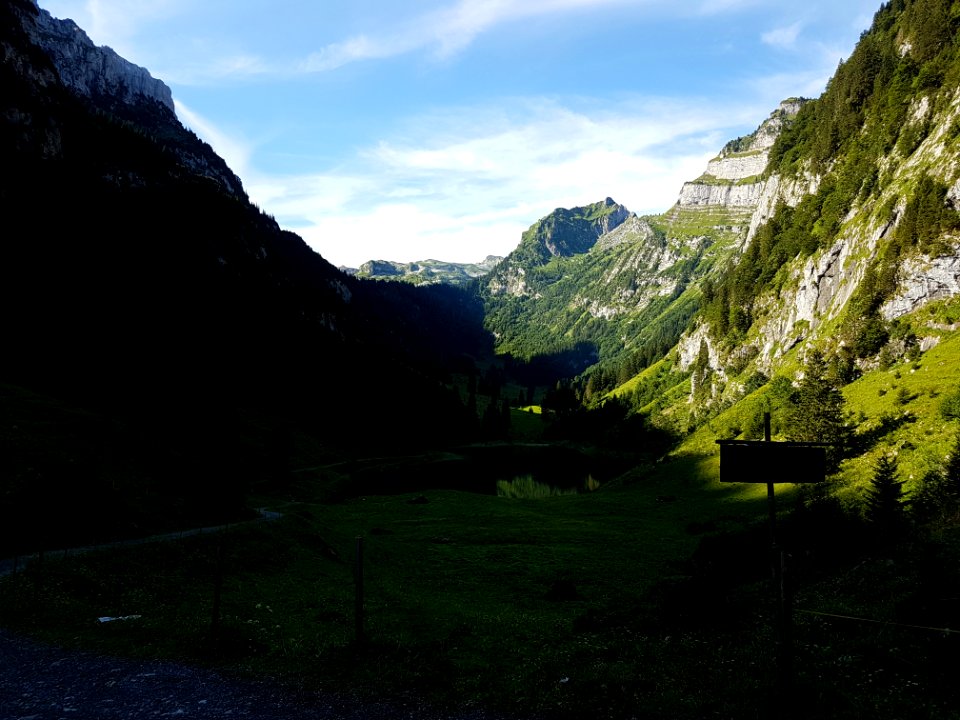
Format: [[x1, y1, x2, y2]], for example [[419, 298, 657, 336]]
[[717, 441, 826, 484]]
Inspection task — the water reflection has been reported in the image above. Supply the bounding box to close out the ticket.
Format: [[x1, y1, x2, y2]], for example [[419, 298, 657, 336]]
[[496, 473, 600, 498]]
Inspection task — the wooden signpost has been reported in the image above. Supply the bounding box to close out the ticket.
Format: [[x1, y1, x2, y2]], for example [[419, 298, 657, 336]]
[[716, 413, 829, 705]]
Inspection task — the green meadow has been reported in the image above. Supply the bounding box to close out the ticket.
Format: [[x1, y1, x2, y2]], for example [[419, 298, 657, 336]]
[[3, 440, 958, 718]]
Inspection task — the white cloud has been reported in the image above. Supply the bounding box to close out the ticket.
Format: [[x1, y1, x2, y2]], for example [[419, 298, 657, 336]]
[[301, 34, 416, 73], [762, 22, 803, 50], [174, 100, 254, 181], [299, 0, 656, 74], [251, 97, 760, 267], [42, 0, 188, 62]]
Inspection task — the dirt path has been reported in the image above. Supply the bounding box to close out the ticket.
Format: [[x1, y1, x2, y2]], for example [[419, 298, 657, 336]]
[[0, 509, 282, 578], [0, 628, 504, 720], [0, 505, 508, 720]]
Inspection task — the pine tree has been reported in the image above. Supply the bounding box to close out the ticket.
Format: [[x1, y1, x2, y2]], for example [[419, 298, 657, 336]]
[[912, 431, 960, 526], [786, 349, 851, 471], [865, 454, 908, 538], [944, 429, 960, 499]]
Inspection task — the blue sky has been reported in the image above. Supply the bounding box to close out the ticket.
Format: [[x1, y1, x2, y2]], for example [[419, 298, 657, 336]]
[[40, 0, 881, 267]]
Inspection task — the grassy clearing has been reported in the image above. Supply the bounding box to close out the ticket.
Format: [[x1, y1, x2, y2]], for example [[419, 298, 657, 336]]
[[838, 332, 960, 507], [0, 460, 790, 719], [3, 446, 960, 718]]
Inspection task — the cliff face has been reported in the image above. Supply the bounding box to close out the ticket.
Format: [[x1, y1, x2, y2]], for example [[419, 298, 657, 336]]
[[674, 3, 960, 390], [676, 182, 766, 208], [7, 1, 244, 198], [677, 100, 806, 209], [23, 1, 174, 112]]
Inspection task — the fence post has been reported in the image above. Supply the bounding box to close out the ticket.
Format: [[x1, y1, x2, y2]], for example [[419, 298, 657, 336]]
[[354, 536, 365, 646], [210, 537, 224, 646]]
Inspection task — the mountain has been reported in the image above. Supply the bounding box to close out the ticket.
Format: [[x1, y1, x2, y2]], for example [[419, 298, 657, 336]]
[[9, 0, 960, 541], [672, 0, 960, 402], [480, 0, 960, 500], [561, 0, 960, 496], [349, 255, 503, 286], [0, 0, 494, 547], [480, 104, 803, 376]]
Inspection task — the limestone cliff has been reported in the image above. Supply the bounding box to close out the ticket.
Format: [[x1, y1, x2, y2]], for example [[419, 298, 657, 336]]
[[676, 20, 960, 390], [677, 100, 806, 209], [12, 1, 244, 198], [24, 1, 174, 112]]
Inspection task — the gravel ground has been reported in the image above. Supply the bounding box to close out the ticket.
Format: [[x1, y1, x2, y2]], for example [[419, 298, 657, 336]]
[[0, 629, 504, 720]]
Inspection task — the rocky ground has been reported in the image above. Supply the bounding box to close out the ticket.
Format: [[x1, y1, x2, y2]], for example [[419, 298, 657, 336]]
[[0, 629, 504, 720]]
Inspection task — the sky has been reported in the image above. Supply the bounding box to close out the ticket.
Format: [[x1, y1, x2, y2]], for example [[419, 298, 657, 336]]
[[39, 0, 882, 268]]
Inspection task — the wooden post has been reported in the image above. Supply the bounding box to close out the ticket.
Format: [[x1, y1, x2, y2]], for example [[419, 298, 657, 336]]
[[354, 536, 365, 646], [779, 547, 793, 701], [210, 538, 224, 646], [763, 412, 792, 703], [765, 413, 777, 544], [716, 426, 828, 713]]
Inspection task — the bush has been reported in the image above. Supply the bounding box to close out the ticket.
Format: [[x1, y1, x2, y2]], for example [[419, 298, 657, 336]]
[[939, 386, 960, 419]]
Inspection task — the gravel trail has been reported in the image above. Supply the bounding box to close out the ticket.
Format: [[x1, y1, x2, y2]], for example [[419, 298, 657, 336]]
[[0, 630, 502, 720]]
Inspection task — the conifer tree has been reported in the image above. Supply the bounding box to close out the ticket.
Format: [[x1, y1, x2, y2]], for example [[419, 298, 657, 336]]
[[865, 454, 908, 538], [786, 349, 851, 471], [911, 431, 960, 526], [944, 429, 960, 499]]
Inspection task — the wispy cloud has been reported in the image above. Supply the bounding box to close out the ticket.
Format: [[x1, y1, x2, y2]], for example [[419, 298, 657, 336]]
[[43, 0, 188, 62], [174, 100, 254, 181], [297, 0, 772, 77], [299, 0, 624, 73], [762, 22, 803, 50], [301, 34, 416, 73], [40, 0, 813, 85], [239, 97, 763, 267]]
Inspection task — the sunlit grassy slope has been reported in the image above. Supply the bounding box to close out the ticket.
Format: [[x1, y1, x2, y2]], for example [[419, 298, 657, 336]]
[[641, 311, 960, 516]]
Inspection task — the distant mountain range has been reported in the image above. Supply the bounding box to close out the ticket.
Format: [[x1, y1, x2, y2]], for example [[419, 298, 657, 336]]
[[344, 255, 503, 286]]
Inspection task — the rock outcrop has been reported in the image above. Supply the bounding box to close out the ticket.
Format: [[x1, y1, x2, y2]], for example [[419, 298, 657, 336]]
[[677, 100, 806, 210], [882, 254, 960, 319], [677, 183, 766, 208], [484, 198, 632, 298], [541, 198, 631, 258], [24, 2, 174, 112]]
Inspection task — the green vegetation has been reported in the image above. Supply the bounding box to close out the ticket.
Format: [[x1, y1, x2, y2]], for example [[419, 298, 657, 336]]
[[5, 433, 960, 718], [483, 203, 745, 401]]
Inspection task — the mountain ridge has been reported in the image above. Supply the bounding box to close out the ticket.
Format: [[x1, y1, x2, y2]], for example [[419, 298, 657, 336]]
[[346, 255, 504, 286]]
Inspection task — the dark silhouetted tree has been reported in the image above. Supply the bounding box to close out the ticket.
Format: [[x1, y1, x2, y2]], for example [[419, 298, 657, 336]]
[[945, 429, 960, 498], [865, 454, 908, 540], [913, 431, 960, 526]]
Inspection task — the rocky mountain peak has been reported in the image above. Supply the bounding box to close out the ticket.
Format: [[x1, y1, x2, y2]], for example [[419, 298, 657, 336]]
[[538, 199, 632, 258], [24, 3, 174, 113]]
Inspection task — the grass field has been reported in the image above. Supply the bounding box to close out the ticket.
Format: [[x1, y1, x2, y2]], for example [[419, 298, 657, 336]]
[[4, 443, 959, 718]]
